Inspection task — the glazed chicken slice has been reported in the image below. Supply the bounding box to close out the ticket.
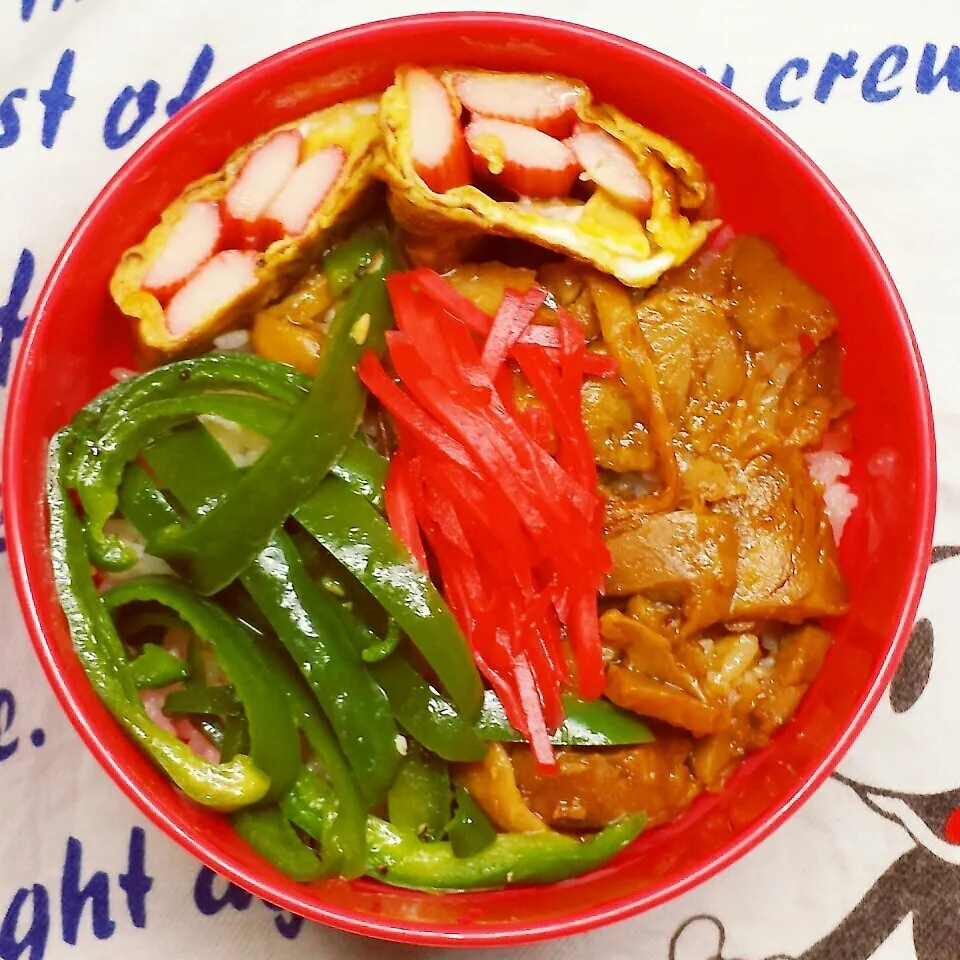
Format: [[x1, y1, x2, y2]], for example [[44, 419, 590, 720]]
[[717, 451, 848, 622], [511, 732, 701, 830], [605, 509, 739, 634]]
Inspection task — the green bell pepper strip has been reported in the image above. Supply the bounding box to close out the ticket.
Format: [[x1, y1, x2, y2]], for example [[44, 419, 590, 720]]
[[83, 355, 386, 510], [387, 745, 452, 841], [296, 477, 484, 721], [47, 429, 269, 811], [323, 231, 381, 297], [233, 807, 326, 883], [196, 717, 224, 749], [122, 402, 387, 513], [366, 813, 646, 890], [191, 715, 249, 761], [115, 459, 367, 873], [102, 576, 301, 801], [137, 424, 400, 807], [138, 421, 483, 764], [242, 537, 400, 805], [447, 784, 497, 859], [162, 685, 242, 717], [73, 354, 381, 571], [362, 618, 401, 663], [331, 439, 387, 510], [75, 353, 309, 434], [129, 644, 190, 689], [319, 591, 486, 763], [151, 236, 396, 595], [258, 643, 366, 879], [278, 771, 344, 879], [218, 715, 251, 761], [75, 393, 292, 570], [111, 597, 187, 645], [477, 690, 655, 747]]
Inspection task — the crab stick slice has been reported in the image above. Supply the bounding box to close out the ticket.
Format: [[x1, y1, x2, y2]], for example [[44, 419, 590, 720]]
[[450, 71, 580, 139], [466, 117, 579, 199], [165, 250, 258, 337], [264, 145, 345, 237], [566, 123, 652, 217], [225, 130, 302, 222], [405, 68, 471, 194], [142, 201, 221, 302]]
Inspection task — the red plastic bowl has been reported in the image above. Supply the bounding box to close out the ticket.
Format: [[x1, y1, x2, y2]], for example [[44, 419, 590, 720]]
[[3, 13, 936, 947]]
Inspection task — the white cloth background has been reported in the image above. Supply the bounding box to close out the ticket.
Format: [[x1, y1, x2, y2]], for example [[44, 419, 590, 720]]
[[2, 2, 960, 958]]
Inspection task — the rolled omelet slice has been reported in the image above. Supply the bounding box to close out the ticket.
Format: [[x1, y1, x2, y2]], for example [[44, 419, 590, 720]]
[[379, 67, 717, 286], [111, 97, 381, 354]]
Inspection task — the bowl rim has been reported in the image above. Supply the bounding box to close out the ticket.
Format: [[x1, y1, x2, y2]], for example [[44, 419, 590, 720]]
[[2, 11, 937, 947]]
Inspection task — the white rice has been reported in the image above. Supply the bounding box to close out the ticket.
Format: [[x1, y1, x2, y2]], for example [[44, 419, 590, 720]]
[[760, 633, 780, 654], [199, 414, 270, 468], [212, 328, 252, 353], [805, 449, 858, 544], [98, 518, 176, 589]]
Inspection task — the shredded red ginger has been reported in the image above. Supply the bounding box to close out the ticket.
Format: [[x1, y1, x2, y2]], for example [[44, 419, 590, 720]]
[[358, 268, 616, 773]]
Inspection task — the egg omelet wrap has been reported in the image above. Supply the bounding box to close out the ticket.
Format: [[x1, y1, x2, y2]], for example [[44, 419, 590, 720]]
[[378, 67, 718, 287], [110, 97, 382, 354]]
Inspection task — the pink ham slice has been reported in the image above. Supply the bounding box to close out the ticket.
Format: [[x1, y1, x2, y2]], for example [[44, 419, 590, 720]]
[[466, 116, 579, 199], [165, 250, 258, 338], [265, 145, 345, 236], [225, 129, 302, 223], [140, 688, 219, 761], [142, 201, 222, 303], [566, 123, 653, 217], [451, 71, 580, 138], [141, 688, 178, 735], [183, 724, 221, 764], [405, 68, 472, 194]]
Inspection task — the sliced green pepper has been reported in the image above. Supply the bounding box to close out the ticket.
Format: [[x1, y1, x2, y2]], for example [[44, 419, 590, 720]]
[[163, 685, 242, 717], [447, 784, 497, 859], [218, 715, 251, 761], [152, 234, 396, 595], [115, 459, 367, 874], [477, 690, 655, 747], [76, 393, 291, 570], [259, 643, 367, 880], [75, 352, 309, 434], [296, 478, 483, 721], [387, 745, 452, 841], [113, 603, 187, 645], [361, 619, 401, 663], [138, 424, 400, 807], [279, 770, 345, 879], [129, 643, 190, 689], [47, 429, 269, 811], [366, 814, 646, 891], [233, 807, 325, 883], [102, 576, 301, 801], [75, 352, 384, 573], [323, 230, 381, 297], [319, 592, 485, 763], [242, 536, 400, 806], [141, 422, 483, 764], [330, 438, 387, 510]]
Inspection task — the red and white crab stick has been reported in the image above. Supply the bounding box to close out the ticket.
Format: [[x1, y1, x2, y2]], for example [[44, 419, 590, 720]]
[[466, 116, 579, 199], [451, 71, 580, 139], [225, 129, 303, 223], [265, 144, 345, 236], [405, 68, 472, 194], [566, 122, 653, 217], [142, 201, 222, 303], [165, 250, 258, 337]]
